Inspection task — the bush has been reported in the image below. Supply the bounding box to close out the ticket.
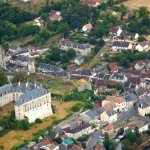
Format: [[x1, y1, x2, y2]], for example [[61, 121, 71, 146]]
[[35, 118, 43, 124]]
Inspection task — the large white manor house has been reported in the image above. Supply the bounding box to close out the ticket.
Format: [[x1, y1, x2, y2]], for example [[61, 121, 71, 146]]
[[0, 83, 53, 123]]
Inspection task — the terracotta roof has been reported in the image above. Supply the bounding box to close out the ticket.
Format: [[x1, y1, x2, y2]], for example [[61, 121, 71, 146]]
[[104, 123, 114, 132], [103, 101, 116, 110], [139, 41, 149, 47], [136, 61, 145, 67], [128, 77, 141, 84], [81, 0, 99, 5], [141, 72, 150, 78], [51, 14, 61, 20], [106, 95, 125, 103], [71, 144, 82, 150], [84, 23, 93, 29], [95, 80, 106, 87], [108, 63, 119, 73]]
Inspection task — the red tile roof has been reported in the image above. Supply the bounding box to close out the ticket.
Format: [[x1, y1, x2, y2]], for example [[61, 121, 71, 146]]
[[128, 77, 141, 84]]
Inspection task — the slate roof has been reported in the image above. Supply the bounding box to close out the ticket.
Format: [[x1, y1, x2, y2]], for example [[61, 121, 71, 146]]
[[138, 97, 150, 108], [16, 87, 48, 106], [113, 41, 130, 47], [106, 109, 116, 116], [38, 62, 61, 73], [122, 92, 138, 102]]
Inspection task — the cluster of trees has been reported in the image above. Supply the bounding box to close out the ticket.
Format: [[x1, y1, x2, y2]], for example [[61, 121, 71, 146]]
[[110, 51, 150, 67], [63, 89, 102, 110], [90, 11, 118, 38], [37, 47, 76, 67], [127, 7, 150, 34], [122, 128, 143, 150], [34, 30, 50, 44], [104, 135, 117, 150], [47, 21, 70, 37], [0, 111, 30, 135], [0, 3, 37, 42], [0, 70, 8, 86]]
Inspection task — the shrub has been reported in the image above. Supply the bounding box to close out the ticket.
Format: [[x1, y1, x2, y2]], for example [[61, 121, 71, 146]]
[[35, 118, 43, 124]]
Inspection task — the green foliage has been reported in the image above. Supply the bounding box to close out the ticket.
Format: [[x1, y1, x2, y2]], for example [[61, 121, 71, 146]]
[[70, 104, 81, 112], [122, 139, 131, 150], [104, 135, 117, 150], [34, 30, 50, 44], [35, 118, 43, 124], [0, 70, 8, 86], [77, 134, 89, 142], [53, 137, 62, 144], [67, 49, 76, 59], [138, 36, 146, 42], [12, 71, 28, 83], [110, 51, 150, 67]]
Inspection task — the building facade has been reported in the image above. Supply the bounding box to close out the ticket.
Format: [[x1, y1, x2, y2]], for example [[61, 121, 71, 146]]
[[0, 83, 53, 123]]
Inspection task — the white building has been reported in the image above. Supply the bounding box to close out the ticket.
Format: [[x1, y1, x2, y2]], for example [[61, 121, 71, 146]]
[[0, 46, 6, 69], [0, 83, 53, 123], [136, 41, 149, 52], [59, 39, 92, 56], [112, 41, 132, 51]]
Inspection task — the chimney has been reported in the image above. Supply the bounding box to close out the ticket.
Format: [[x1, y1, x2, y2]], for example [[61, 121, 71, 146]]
[[18, 82, 20, 86], [26, 82, 28, 87]]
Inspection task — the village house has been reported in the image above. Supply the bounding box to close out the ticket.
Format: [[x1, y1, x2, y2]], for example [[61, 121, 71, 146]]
[[59, 39, 92, 56], [102, 95, 126, 112], [81, 0, 100, 7], [49, 10, 62, 21], [112, 41, 133, 51], [134, 61, 146, 71], [120, 31, 139, 39], [82, 23, 93, 36], [33, 17, 43, 27], [38, 62, 62, 73], [122, 92, 138, 109], [74, 56, 85, 65], [111, 73, 127, 83], [136, 41, 150, 52], [124, 116, 149, 133], [100, 109, 117, 123], [64, 122, 95, 139], [109, 27, 123, 36], [138, 97, 150, 116]]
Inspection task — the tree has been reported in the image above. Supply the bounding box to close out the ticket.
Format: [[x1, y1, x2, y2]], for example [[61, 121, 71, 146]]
[[124, 129, 137, 143], [67, 49, 76, 59], [0, 70, 8, 86], [61, 53, 69, 63], [122, 139, 131, 150], [12, 71, 28, 83], [50, 49, 60, 62], [138, 36, 146, 42], [89, 38, 96, 45], [22, 119, 30, 130], [35, 118, 42, 124], [104, 135, 117, 150], [57, 23, 70, 37], [41, 13, 48, 24]]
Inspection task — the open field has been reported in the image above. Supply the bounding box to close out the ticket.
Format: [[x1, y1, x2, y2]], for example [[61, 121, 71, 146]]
[[9, 0, 59, 14], [0, 101, 80, 150], [122, 0, 150, 11], [0, 102, 14, 119]]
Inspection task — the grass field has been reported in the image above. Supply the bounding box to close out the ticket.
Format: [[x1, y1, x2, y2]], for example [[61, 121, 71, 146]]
[[0, 101, 80, 150], [9, 0, 59, 14], [122, 0, 150, 11]]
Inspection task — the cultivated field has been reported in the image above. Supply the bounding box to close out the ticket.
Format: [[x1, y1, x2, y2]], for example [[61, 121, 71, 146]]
[[122, 0, 150, 11], [9, 0, 59, 14]]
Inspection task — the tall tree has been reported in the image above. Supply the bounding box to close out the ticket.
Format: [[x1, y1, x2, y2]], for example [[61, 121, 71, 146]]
[[0, 70, 7, 86]]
